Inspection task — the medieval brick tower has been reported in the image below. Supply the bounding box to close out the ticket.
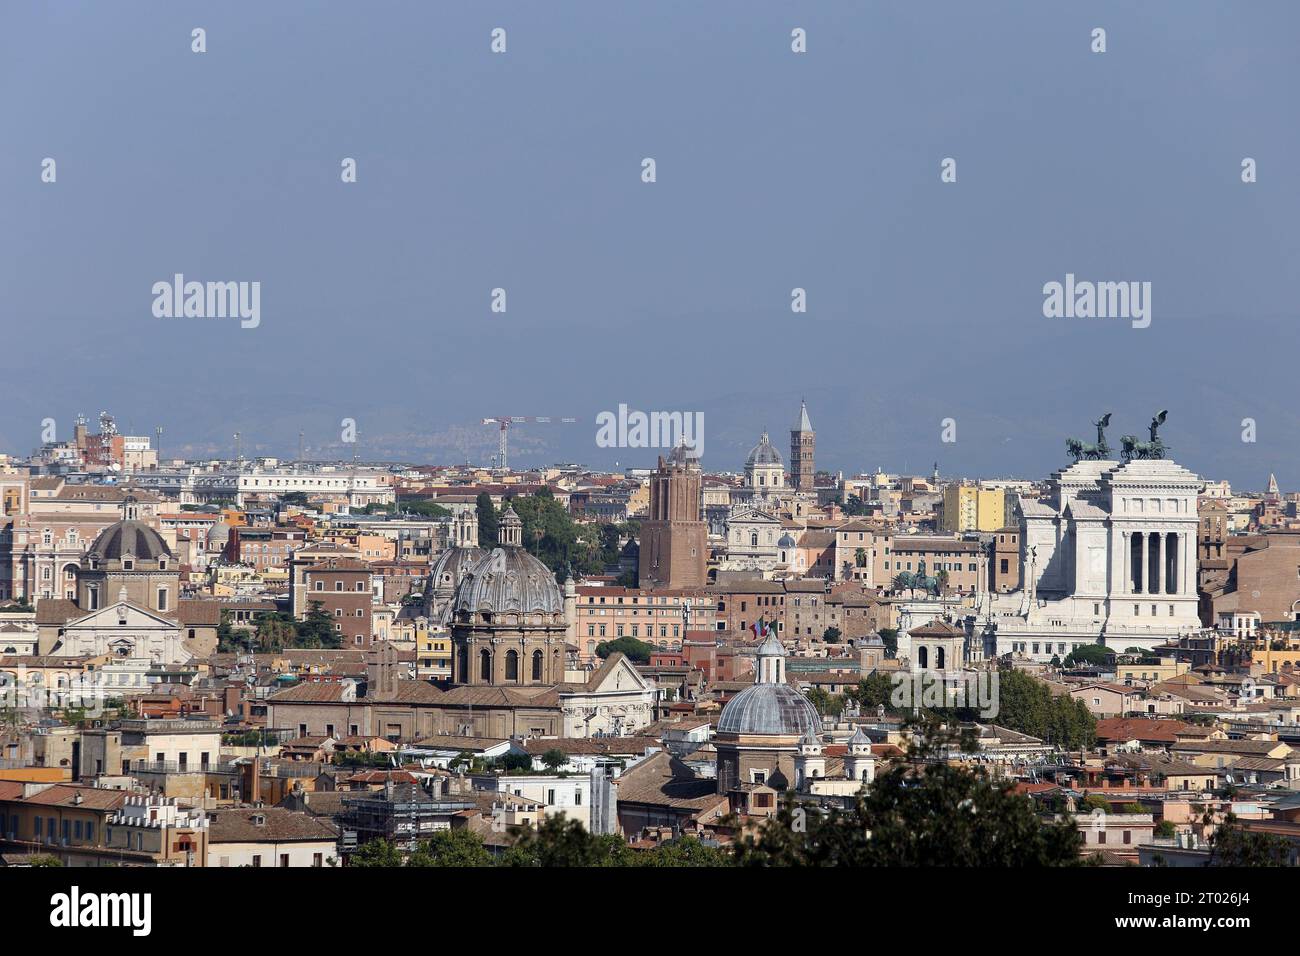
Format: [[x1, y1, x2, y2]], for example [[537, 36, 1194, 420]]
[[638, 445, 707, 589], [790, 400, 816, 493]]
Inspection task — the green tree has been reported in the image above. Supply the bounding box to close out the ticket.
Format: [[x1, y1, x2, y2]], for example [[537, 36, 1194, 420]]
[[822, 627, 842, 643], [508, 492, 605, 581], [1080, 793, 1110, 813], [992, 669, 1095, 751], [407, 829, 493, 867], [541, 749, 567, 772], [1209, 813, 1295, 866], [500, 752, 532, 773], [841, 495, 868, 517], [297, 601, 340, 649], [403, 499, 452, 519], [349, 838, 405, 867], [499, 817, 637, 867], [1063, 644, 1111, 668], [805, 688, 845, 718], [594, 636, 656, 664], [250, 610, 298, 653], [734, 718, 1084, 867], [849, 672, 898, 715], [476, 492, 498, 549], [877, 628, 899, 658], [641, 836, 729, 867], [216, 610, 240, 653]]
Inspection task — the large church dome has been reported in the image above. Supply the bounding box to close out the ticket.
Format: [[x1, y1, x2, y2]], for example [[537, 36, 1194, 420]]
[[746, 432, 784, 468], [717, 682, 821, 737], [89, 519, 172, 563], [717, 631, 820, 736], [429, 543, 487, 593], [451, 506, 563, 618], [453, 548, 565, 617]]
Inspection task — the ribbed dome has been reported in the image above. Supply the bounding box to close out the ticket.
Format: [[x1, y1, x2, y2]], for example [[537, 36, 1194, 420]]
[[717, 683, 821, 737], [90, 520, 172, 562], [746, 432, 784, 468], [453, 546, 564, 616], [777, 533, 796, 548], [429, 545, 487, 591]]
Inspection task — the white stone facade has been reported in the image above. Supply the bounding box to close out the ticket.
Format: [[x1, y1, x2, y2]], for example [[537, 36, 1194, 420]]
[[978, 458, 1203, 661]]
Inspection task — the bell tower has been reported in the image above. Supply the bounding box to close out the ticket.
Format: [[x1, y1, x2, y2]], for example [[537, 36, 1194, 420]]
[[790, 400, 815, 492]]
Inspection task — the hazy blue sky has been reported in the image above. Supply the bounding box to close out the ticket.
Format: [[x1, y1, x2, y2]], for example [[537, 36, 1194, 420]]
[[2, 1, 1297, 487]]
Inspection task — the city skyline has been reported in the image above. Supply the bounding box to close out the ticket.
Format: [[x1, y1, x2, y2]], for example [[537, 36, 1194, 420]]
[[0, 398, 1287, 494]]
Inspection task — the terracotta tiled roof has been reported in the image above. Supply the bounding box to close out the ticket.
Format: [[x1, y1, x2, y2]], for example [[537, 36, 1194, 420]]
[[20, 785, 127, 811], [208, 806, 338, 843], [1095, 718, 1196, 744]]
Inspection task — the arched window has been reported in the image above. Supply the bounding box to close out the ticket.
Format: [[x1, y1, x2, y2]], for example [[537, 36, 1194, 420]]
[[479, 649, 492, 682], [936, 646, 946, 669], [505, 650, 519, 681], [532, 649, 543, 681], [917, 646, 929, 669], [750, 533, 758, 548]]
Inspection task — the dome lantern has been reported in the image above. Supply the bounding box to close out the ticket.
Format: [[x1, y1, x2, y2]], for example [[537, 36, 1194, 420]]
[[498, 504, 523, 547]]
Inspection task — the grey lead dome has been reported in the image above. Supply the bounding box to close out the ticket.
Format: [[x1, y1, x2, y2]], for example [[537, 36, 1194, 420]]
[[745, 432, 784, 468], [89, 519, 172, 562], [716, 682, 821, 737], [454, 546, 565, 616]]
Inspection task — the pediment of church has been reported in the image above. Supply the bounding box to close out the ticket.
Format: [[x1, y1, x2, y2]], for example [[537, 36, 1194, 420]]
[[727, 508, 782, 527], [574, 654, 653, 697], [65, 601, 177, 632]]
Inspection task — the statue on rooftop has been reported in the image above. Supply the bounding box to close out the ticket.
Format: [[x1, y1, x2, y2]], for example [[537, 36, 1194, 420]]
[[1120, 410, 1168, 461], [1066, 412, 1111, 462]]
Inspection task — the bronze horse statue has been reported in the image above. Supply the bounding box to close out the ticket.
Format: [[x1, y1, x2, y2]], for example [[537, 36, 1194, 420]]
[[1066, 413, 1112, 462], [1120, 410, 1168, 460]]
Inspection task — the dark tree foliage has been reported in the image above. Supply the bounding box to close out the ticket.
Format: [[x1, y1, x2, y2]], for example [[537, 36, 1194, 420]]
[[297, 601, 342, 649], [805, 687, 846, 718], [847, 672, 899, 715], [1063, 644, 1111, 667], [1209, 813, 1296, 867], [476, 492, 498, 549], [733, 719, 1084, 867], [499, 818, 727, 868], [507, 493, 606, 581], [594, 636, 656, 663], [988, 669, 1096, 751], [499, 818, 637, 867], [499, 752, 533, 772], [406, 829, 493, 867], [348, 838, 404, 867], [402, 499, 452, 518]]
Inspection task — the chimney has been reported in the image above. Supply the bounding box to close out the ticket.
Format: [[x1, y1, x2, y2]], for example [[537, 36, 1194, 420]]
[[249, 757, 261, 806]]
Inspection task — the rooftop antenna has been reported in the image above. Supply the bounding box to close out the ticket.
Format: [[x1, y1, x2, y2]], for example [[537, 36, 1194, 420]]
[[155, 426, 163, 463]]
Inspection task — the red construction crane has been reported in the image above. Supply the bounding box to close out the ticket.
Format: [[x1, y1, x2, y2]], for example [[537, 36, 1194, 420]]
[[480, 416, 578, 471]]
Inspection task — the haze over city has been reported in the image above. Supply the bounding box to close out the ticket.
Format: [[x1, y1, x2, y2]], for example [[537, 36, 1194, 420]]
[[3, 1, 1298, 486]]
